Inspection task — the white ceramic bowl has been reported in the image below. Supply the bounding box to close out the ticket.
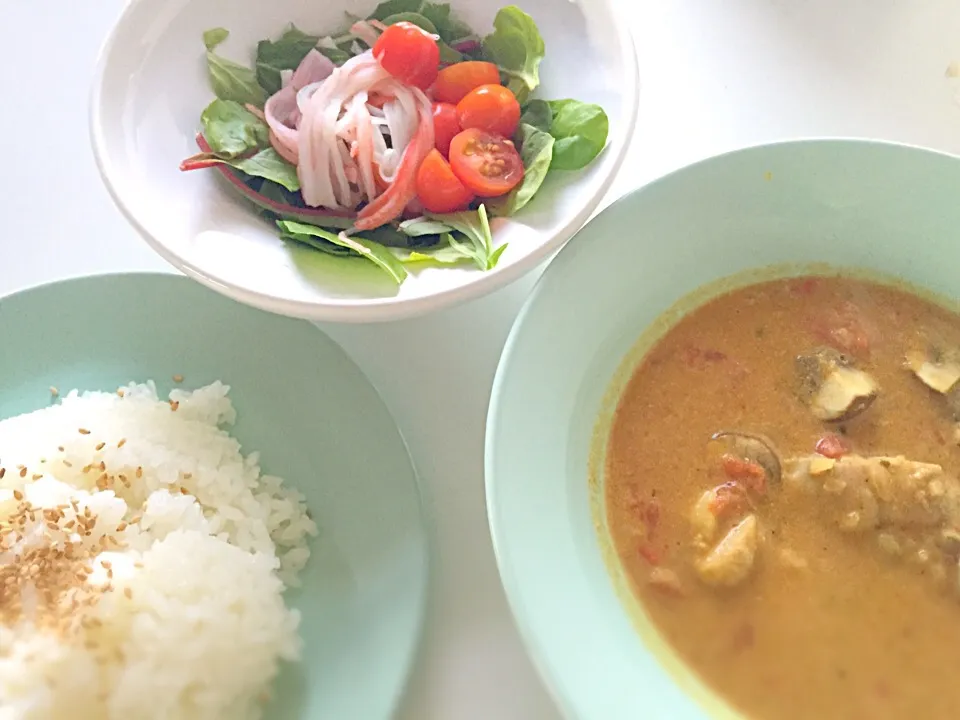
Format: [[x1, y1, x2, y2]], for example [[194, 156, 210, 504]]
[[90, 0, 637, 322]]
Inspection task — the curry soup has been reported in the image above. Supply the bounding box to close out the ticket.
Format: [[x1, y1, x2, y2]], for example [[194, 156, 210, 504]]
[[606, 275, 960, 720]]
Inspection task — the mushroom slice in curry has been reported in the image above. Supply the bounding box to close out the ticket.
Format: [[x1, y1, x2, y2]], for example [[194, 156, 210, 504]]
[[905, 346, 960, 394], [795, 347, 879, 422]]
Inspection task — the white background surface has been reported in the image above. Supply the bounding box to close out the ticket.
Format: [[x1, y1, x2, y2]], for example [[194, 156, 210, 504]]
[[4, 0, 960, 717]]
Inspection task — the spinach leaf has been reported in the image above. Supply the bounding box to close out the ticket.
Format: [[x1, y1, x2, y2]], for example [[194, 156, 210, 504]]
[[317, 44, 352, 65], [401, 234, 474, 265], [381, 11, 438, 33], [418, 3, 473, 44], [369, 0, 423, 21], [547, 99, 609, 170], [276, 221, 408, 284], [203, 29, 266, 107], [278, 225, 355, 256], [481, 6, 544, 103], [519, 99, 551, 132], [203, 28, 230, 51], [230, 148, 300, 191], [487, 123, 554, 216], [257, 178, 305, 207], [256, 25, 320, 95], [425, 205, 505, 271], [363, 224, 441, 248], [418, 3, 451, 37], [399, 217, 455, 236], [200, 99, 269, 157], [379, 11, 463, 62]]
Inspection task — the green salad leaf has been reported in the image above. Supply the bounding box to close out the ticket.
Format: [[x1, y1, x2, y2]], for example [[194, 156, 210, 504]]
[[519, 99, 552, 132], [379, 11, 463, 63], [487, 123, 554, 216], [401, 234, 474, 265], [369, 0, 423, 21], [481, 6, 544, 103], [277, 222, 354, 256], [425, 205, 505, 271], [256, 25, 321, 95], [418, 3, 474, 43], [196, 99, 299, 190], [381, 11, 438, 32], [316, 39, 352, 65], [203, 28, 230, 51], [547, 99, 609, 170], [398, 217, 455, 237], [203, 29, 266, 107], [200, 99, 269, 157], [276, 220, 408, 284], [230, 148, 301, 191]]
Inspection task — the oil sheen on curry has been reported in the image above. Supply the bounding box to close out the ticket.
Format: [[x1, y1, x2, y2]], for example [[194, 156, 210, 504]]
[[606, 275, 960, 720]]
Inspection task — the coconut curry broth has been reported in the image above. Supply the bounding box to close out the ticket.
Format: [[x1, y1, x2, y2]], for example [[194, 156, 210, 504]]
[[605, 276, 960, 720]]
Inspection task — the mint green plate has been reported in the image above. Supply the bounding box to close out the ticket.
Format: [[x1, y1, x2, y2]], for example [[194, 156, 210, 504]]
[[0, 273, 429, 719], [485, 140, 960, 719]]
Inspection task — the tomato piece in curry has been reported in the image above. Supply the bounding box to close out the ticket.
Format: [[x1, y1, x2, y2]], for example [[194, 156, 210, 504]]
[[605, 276, 960, 720]]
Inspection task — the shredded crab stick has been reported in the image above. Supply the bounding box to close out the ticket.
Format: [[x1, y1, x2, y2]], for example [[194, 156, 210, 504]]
[[355, 87, 433, 230], [261, 47, 432, 228]]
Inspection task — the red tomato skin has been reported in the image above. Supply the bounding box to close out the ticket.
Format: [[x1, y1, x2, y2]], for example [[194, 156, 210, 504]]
[[456, 84, 521, 138], [432, 61, 502, 104], [448, 128, 524, 197], [372, 22, 440, 90], [415, 149, 475, 213], [432, 102, 461, 157]]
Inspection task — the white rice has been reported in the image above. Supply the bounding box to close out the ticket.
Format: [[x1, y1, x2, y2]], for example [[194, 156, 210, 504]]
[[0, 381, 318, 719]]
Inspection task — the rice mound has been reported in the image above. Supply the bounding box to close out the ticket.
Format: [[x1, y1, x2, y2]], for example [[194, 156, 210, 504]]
[[0, 381, 318, 719]]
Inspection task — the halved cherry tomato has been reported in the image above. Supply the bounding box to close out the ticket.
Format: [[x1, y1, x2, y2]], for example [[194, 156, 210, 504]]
[[456, 84, 521, 138], [448, 128, 524, 197], [432, 102, 460, 157], [372, 22, 440, 90], [415, 149, 474, 213], [432, 61, 502, 104]]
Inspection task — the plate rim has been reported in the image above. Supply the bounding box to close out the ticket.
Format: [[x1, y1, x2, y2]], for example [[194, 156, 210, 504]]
[[0, 270, 433, 719]]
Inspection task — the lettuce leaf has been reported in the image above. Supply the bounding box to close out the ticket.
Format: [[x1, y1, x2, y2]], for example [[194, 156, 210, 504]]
[[276, 220, 409, 284], [547, 99, 609, 170], [487, 123, 554, 216], [481, 6, 544, 103], [256, 26, 321, 95], [202, 29, 266, 107]]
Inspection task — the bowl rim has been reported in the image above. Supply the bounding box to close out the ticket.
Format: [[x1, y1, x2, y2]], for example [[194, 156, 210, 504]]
[[87, 0, 641, 323], [483, 135, 960, 720]]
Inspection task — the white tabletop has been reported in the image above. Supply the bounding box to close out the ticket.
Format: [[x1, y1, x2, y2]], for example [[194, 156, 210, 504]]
[[4, 0, 960, 717]]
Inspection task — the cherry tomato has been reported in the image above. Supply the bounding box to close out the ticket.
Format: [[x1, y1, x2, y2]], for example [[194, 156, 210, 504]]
[[448, 128, 524, 197], [415, 149, 474, 213], [432, 102, 460, 157], [372, 22, 440, 90], [456, 84, 521, 138], [432, 61, 502, 104]]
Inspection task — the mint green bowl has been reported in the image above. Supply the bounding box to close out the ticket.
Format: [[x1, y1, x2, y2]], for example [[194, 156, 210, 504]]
[[484, 140, 960, 719], [0, 274, 428, 719]]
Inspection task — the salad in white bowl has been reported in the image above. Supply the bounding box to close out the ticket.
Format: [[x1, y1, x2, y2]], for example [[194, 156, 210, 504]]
[[91, 0, 636, 321]]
